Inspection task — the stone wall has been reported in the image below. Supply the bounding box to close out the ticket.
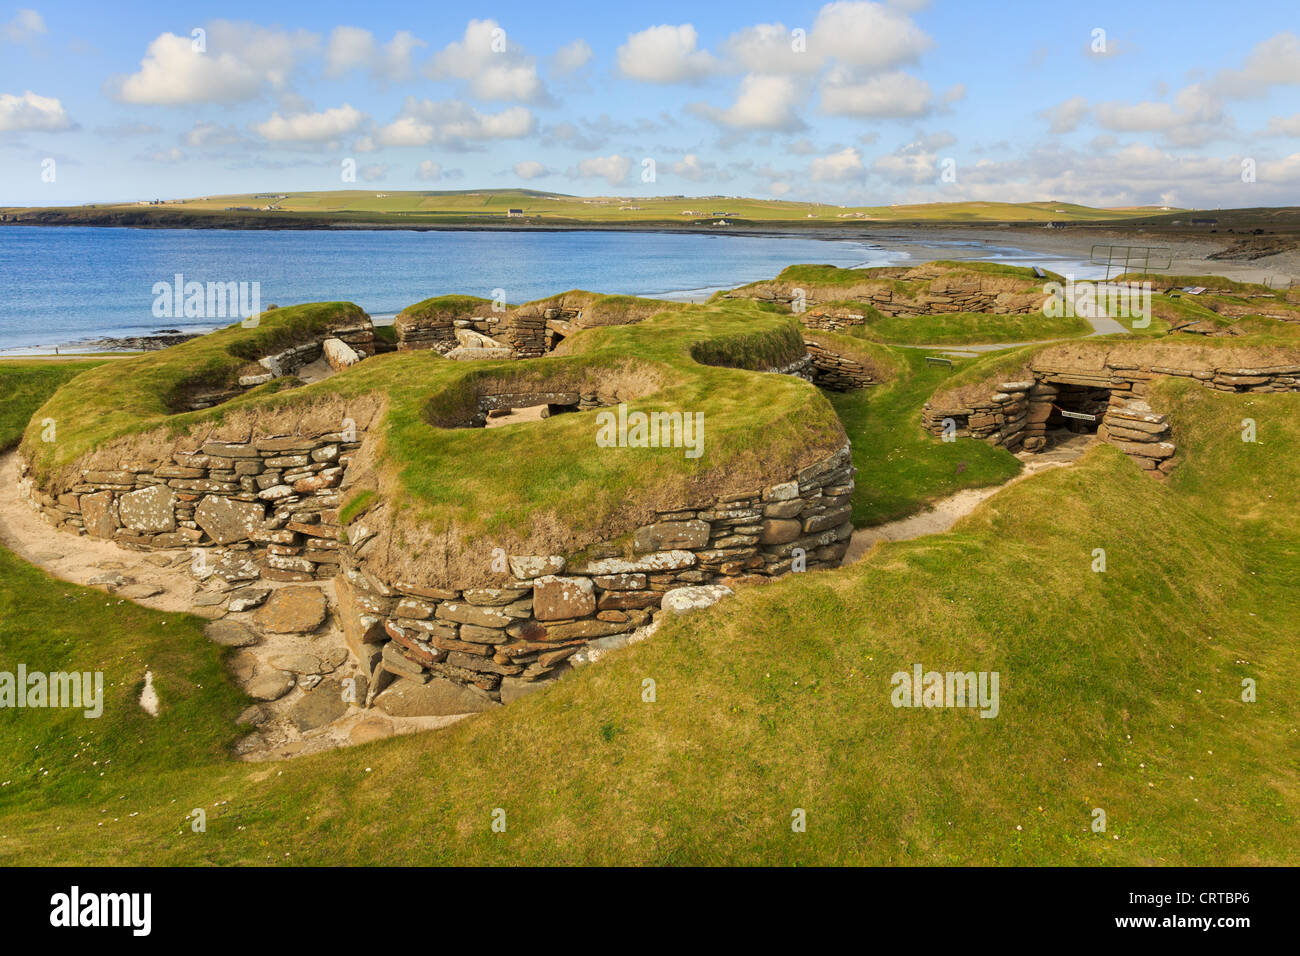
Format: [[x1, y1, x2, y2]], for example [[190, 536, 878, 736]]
[[728, 272, 1049, 319], [337, 442, 855, 713], [20, 397, 855, 715], [803, 339, 878, 391], [185, 317, 376, 411], [921, 351, 1300, 475], [396, 306, 574, 360], [20, 433, 360, 579]]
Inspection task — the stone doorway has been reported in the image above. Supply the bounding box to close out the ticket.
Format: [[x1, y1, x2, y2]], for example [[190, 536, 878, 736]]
[[1045, 384, 1110, 436]]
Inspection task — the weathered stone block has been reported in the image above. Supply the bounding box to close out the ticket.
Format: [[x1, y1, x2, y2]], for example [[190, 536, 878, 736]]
[[117, 485, 176, 533], [532, 575, 597, 621]]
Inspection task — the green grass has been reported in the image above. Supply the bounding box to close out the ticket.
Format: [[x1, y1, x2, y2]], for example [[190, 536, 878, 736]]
[[855, 311, 1091, 346], [0, 373, 1295, 865], [829, 349, 1022, 525], [0, 360, 106, 450]]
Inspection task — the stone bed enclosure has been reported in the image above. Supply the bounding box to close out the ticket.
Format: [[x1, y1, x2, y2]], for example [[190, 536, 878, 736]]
[[921, 343, 1300, 475]]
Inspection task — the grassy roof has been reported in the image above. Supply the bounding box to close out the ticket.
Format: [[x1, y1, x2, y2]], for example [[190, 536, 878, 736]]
[[21, 297, 846, 578]]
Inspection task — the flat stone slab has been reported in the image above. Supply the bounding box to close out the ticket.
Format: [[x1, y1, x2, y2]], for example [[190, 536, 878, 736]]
[[245, 669, 295, 701], [288, 679, 349, 731], [253, 586, 328, 633], [204, 620, 261, 647], [268, 653, 330, 675], [227, 586, 271, 612], [373, 677, 497, 717]]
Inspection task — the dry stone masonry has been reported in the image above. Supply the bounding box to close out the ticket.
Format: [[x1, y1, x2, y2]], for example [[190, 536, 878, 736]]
[[922, 345, 1300, 475], [338, 442, 855, 714]]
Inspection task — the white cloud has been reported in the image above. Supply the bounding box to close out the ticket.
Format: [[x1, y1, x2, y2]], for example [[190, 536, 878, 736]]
[[617, 24, 718, 83], [327, 27, 425, 82], [254, 104, 366, 143], [183, 121, 250, 148], [571, 154, 632, 186], [2, 8, 44, 44], [514, 159, 551, 179], [768, 181, 792, 196], [1040, 96, 1090, 134], [360, 163, 388, 182], [820, 69, 933, 117], [1263, 113, 1300, 137], [810, 146, 866, 181], [723, 23, 822, 74], [374, 97, 535, 148], [142, 146, 185, 163], [0, 90, 72, 131], [108, 22, 317, 105], [426, 19, 547, 103], [810, 1, 932, 72], [872, 149, 938, 184], [417, 160, 443, 180], [1094, 86, 1222, 132], [1213, 32, 1300, 98], [695, 74, 807, 131], [326, 26, 374, 76], [554, 38, 593, 73], [671, 153, 730, 182]]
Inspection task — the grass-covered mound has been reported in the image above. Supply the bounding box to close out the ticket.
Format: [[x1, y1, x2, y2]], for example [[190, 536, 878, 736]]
[[719, 261, 1102, 347], [0, 360, 106, 451], [20, 298, 847, 584], [17, 302, 368, 479], [1, 371, 1294, 865]]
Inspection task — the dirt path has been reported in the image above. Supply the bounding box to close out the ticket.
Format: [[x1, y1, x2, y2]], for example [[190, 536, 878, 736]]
[[842, 435, 1094, 563], [0, 451, 466, 759]]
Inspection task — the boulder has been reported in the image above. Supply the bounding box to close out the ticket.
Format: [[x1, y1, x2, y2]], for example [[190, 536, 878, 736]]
[[322, 338, 361, 372]]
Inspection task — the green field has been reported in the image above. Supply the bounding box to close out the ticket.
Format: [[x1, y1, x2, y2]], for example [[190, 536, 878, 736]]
[[1, 189, 1172, 229], [0, 357, 1296, 865]]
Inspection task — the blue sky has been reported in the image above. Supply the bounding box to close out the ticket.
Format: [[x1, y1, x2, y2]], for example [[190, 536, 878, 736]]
[[2, 0, 1298, 206]]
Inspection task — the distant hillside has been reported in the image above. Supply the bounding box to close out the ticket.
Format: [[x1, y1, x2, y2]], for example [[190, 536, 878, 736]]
[[0, 189, 1179, 230]]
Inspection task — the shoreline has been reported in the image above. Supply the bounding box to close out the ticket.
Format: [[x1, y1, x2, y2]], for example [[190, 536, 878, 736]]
[[2, 223, 1295, 358]]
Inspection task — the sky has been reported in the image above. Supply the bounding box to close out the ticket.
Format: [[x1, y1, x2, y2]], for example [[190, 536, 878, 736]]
[[1, 0, 1298, 207]]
